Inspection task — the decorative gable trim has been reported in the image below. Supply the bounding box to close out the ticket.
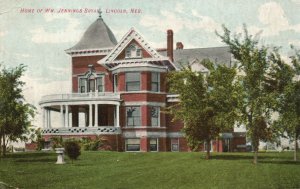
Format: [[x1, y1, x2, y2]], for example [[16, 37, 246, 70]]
[[99, 27, 162, 64]]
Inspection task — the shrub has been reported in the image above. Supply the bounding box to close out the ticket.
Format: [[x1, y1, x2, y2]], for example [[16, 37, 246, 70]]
[[51, 136, 64, 149], [81, 136, 103, 151], [64, 140, 81, 163], [37, 138, 45, 151]]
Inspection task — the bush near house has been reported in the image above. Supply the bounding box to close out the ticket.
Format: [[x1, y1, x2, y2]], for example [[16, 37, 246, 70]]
[[64, 140, 81, 163], [80, 136, 104, 151]]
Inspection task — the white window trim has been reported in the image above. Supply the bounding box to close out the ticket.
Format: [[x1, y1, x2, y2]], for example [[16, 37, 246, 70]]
[[151, 72, 160, 92], [78, 74, 105, 93], [125, 72, 141, 92], [150, 106, 160, 127], [125, 138, 141, 152], [125, 106, 141, 127], [171, 138, 179, 152], [150, 138, 159, 152], [125, 43, 142, 59], [113, 74, 118, 93]]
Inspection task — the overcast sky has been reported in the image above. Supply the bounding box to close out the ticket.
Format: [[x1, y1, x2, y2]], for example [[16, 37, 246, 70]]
[[1, 0, 300, 128]]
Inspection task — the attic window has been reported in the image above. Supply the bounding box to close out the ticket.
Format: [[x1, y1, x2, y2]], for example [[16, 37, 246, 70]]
[[125, 44, 142, 59]]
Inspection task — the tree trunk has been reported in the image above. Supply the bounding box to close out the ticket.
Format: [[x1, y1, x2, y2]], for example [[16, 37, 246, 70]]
[[0, 133, 2, 156], [294, 133, 298, 161], [2, 134, 6, 156], [253, 150, 258, 164], [252, 138, 259, 164], [206, 139, 211, 160]]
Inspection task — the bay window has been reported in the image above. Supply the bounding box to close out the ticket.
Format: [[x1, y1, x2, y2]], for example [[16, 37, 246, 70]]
[[126, 72, 140, 91], [151, 72, 160, 92], [126, 106, 141, 127], [150, 106, 159, 127]]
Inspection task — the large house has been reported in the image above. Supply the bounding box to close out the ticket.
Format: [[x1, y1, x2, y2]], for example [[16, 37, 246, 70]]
[[39, 14, 246, 152]]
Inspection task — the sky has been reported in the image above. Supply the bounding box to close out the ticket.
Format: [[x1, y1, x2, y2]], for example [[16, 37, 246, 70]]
[[1, 0, 300, 129]]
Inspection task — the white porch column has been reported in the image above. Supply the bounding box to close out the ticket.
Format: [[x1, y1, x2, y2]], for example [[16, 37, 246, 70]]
[[60, 105, 64, 128], [89, 104, 93, 127], [116, 104, 120, 127], [65, 105, 69, 128], [94, 104, 98, 127], [48, 110, 51, 128], [42, 108, 45, 129]]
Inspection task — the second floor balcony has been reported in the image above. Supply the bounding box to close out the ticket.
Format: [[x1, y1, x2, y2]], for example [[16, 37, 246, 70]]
[[39, 92, 121, 106]]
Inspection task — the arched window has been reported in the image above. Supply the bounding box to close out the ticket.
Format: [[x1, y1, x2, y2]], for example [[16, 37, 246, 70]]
[[125, 43, 142, 59], [78, 73, 104, 93]]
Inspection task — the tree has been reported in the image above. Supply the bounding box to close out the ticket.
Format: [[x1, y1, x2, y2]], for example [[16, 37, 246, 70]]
[[167, 59, 239, 159], [272, 46, 300, 161], [64, 140, 81, 163], [217, 25, 278, 164], [0, 64, 35, 156]]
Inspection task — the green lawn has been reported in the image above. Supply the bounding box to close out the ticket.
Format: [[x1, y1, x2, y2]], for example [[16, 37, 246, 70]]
[[0, 152, 299, 189]]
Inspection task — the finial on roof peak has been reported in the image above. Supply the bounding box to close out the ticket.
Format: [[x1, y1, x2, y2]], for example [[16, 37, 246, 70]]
[[97, 8, 102, 19]]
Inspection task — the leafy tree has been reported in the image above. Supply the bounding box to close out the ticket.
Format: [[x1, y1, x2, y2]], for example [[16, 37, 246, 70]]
[[0, 64, 35, 156], [217, 25, 279, 164], [167, 59, 239, 159], [272, 47, 300, 161], [64, 140, 81, 163]]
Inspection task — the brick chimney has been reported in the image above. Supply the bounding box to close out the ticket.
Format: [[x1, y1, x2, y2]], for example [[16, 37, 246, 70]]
[[176, 42, 184, 50], [167, 29, 173, 62]]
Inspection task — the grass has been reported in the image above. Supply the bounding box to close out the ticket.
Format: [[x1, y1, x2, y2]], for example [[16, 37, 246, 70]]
[[0, 151, 299, 189]]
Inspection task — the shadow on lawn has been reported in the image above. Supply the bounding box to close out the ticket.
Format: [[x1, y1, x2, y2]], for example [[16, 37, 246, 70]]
[[14, 158, 54, 163], [213, 153, 286, 160], [259, 160, 300, 165], [2, 152, 54, 159]]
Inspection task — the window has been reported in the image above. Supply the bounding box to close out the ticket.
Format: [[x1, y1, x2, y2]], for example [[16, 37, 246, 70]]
[[171, 138, 179, 152], [126, 72, 140, 91], [136, 49, 142, 57], [126, 139, 140, 151], [151, 72, 160, 92], [125, 44, 142, 59], [79, 75, 104, 93], [79, 78, 87, 93], [113, 74, 118, 92], [88, 79, 95, 92], [96, 77, 104, 92], [150, 138, 158, 152], [126, 106, 141, 127], [150, 106, 159, 127]]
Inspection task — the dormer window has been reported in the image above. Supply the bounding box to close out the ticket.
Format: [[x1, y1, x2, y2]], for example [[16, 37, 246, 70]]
[[125, 44, 142, 59]]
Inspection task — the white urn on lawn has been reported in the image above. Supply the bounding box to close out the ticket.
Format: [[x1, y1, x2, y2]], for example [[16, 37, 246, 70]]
[[55, 148, 65, 164]]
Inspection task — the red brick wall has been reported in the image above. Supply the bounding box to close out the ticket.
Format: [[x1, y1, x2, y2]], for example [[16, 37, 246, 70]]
[[140, 136, 148, 152], [121, 93, 166, 102], [118, 72, 125, 91], [159, 138, 167, 151], [160, 72, 167, 92], [141, 105, 147, 126], [71, 55, 113, 92]]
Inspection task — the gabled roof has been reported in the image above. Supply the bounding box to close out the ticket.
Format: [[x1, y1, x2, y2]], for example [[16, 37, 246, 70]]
[[98, 28, 177, 71], [66, 17, 117, 53], [99, 28, 164, 64], [159, 46, 231, 69]]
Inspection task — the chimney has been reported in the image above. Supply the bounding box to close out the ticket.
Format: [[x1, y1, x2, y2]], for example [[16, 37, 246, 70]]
[[176, 42, 184, 50], [167, 29, 173, 62]]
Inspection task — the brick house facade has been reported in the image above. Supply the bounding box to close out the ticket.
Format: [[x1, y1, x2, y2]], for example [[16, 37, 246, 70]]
[[39, 15, 246, 152]]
